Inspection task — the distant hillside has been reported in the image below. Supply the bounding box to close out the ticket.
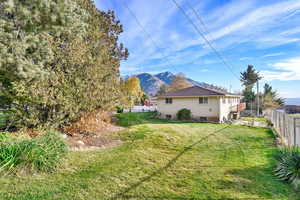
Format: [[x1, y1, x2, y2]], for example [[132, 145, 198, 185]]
[[135, 73, 165, 96], [126, 71, 210, 96], [285, 98, 300, 106]]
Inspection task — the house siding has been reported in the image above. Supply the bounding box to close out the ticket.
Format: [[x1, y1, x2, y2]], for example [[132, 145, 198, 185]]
[[157, 97, 220, 121], [157, 96, 241, 122], [219, 97, 240, 122]]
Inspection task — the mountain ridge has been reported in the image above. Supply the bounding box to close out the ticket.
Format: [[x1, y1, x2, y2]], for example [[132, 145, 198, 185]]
[[127, 71, 209, 96]]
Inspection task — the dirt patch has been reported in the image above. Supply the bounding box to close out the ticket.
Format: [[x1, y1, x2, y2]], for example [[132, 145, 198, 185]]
[[62, 110, 125, 150]]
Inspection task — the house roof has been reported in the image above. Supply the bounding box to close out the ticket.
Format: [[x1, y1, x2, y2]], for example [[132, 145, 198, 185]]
[[158, 86, 240, 98]]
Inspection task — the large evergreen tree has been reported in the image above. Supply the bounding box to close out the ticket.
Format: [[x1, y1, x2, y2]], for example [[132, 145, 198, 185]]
[[240, 65, 261, 112], [263, 83, 284, 109], [0, 0, 128, 128]]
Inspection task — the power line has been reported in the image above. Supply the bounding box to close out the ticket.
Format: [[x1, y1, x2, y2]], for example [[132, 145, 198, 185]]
[[170, 0, 240, 80], [121, 0, 179, 73]]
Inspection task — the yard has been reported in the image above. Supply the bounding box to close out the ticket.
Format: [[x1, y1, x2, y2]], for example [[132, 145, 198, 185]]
[[0, 112, 298, 199], [240, 116, 269, 123]]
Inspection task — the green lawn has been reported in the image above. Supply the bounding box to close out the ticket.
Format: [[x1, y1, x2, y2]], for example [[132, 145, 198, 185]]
[[240, 116, 268, 123], [0, 112, 298, 199]]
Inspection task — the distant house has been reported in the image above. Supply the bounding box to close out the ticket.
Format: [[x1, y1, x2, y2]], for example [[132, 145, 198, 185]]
[[144, 97, 158, 106], [157, 86, 245, 122]]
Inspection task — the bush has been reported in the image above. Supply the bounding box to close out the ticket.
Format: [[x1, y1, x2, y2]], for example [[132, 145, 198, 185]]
[[0, 131, 67, 173], [274, 147, 300, 189], [116, 106, 124, 113], [176, 108, 192, 120]]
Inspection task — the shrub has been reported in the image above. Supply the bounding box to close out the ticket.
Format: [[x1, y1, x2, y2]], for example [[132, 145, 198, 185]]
[[0, 131, 67, 173], [116, 106, 124, 113], [1, 0, 128, 129], [274, 147, 300, 189], [176, 108, 192, 120]]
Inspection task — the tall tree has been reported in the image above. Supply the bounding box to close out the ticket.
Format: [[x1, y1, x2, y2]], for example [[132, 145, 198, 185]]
[[168, 73, 192, 92], [0, 0, 128, 128], [263, 83, 284, 109], [240, 65, 262, 115], [121, 77, 144, 108]]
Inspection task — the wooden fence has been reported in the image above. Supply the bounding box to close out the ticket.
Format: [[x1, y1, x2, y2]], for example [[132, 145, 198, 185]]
[[264, 110, 300, 147]]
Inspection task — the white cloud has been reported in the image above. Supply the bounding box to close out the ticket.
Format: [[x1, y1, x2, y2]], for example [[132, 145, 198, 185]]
[[207, 1, 300, 42], [261, 52, 284, 58], [96, 0, 300, 76], [262, 57, 300, 81], [240, 57, 253, 61]]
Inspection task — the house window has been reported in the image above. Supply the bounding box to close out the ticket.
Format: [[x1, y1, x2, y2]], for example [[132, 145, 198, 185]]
[[200, 117, 208, 122], [165, 98, 172, 104], [199, 97, 208, 104], [166, 114, 172, 119]]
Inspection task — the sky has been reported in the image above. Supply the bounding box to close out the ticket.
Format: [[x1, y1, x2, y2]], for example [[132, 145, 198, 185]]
[[95, 0, 300, 98]]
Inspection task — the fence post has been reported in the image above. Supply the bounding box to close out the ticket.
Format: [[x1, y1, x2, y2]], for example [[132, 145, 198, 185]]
[[294, 118, 297, 146]]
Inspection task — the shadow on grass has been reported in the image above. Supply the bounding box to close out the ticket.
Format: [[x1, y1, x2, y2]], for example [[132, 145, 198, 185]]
[[108, 126, 230, 200]]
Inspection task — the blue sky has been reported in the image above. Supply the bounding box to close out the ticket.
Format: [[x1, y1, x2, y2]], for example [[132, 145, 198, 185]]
[[95, 0, 300, 98]]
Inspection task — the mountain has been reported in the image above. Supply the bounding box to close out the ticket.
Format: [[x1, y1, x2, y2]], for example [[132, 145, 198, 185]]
[[135, 73, 165, 96], [154, 71, 174, 85], [129, 71, 209, 96], [285, 98, 300, 106]]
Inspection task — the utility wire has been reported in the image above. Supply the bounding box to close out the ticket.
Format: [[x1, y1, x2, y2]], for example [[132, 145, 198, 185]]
[[171, 0, 240, 80], [121, 0, 178, 72]]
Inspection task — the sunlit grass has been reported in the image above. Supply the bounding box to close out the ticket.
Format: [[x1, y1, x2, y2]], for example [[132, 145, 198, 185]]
[[240, 117, 268, 123], [0, 113, 298, 199]]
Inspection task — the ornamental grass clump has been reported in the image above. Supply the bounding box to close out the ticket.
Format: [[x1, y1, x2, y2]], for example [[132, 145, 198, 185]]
[[274, 147, 300, 190], [0, 131, 67, 173]]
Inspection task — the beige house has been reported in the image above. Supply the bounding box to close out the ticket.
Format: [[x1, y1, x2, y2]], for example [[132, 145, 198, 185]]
[[157, 86, 245, 123]]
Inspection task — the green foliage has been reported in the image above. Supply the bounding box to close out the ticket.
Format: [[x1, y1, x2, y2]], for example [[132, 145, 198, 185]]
[[116, 106, 124, 113], [176, 108, 192, 120], [0, 131, 67, 173], [274, 147, 300, 189], [240, 65, 262, 88], [240, 65, 262, 108], [0, 0, 128, 129], [263, 83, 284, 109]]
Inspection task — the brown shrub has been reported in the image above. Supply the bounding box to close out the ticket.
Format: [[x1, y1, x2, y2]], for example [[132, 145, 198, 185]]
[[62, 110, 114, 136]]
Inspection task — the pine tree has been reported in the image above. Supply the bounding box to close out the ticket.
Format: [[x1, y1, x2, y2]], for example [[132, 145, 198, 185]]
[[0, 0, 128, 128], [240, 65, 261, 111]]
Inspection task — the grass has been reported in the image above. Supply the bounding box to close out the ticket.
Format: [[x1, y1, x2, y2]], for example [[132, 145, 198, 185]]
[[240, 116, 268, 123], [0, 131, 67, 173], [0, 112, 298, 199]]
